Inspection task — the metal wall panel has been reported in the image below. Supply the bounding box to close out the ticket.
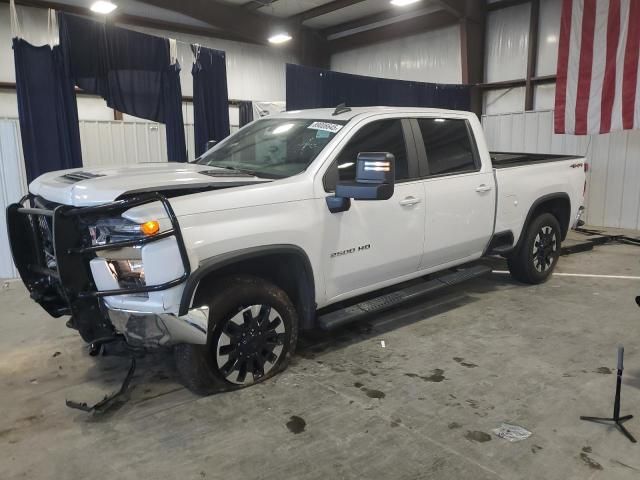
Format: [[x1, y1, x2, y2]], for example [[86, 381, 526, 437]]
[[0, 119, 27, 279], [330, 25, 462, 85], [483, 110, 640, 230], [77, 120, 196, 165]]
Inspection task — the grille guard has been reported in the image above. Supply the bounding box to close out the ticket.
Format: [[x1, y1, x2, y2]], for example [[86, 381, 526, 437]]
[[6, 193, 191, 338]]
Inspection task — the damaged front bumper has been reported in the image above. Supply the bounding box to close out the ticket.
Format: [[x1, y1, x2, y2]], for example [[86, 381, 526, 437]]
[[107, 306, 209, 347], [6, 193, 202, 346]]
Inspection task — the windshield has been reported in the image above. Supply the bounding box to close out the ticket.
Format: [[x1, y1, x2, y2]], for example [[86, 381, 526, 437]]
[[195, 118, 347, 178]]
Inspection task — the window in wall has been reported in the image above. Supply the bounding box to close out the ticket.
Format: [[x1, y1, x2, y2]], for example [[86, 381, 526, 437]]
[[327, 119, 409, 189], [417, 118, 478, 176]]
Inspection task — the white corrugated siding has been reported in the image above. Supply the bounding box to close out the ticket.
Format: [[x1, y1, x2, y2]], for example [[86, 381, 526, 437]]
[[482, 110, 640, 230], [0, 118, 196, 278], [0, 119, 28, 279]]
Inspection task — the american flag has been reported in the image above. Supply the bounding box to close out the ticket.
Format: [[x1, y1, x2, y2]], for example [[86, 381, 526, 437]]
[[555, 0, 640, 134]]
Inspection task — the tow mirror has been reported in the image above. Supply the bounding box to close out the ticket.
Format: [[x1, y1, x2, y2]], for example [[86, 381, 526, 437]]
[[327, 152, 395, 213], [205, 140, 217, 151]]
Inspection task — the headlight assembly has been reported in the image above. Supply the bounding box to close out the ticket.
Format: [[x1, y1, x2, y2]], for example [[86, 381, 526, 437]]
[[87, 217, 161, 291], [88, 218, 160, 246]]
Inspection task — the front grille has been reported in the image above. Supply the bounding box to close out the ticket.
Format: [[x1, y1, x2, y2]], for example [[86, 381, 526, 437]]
[[37, 214, 57, 269]]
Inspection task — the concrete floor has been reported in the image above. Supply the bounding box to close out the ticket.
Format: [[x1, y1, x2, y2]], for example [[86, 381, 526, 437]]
[[1, 240, 639, 480]]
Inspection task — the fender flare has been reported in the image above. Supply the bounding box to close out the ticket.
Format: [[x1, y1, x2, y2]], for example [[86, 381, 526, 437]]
[[178, 244, 316, 323], [514, 192, 571, 251]]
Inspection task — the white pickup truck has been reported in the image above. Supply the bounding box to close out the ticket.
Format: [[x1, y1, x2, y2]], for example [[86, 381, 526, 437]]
[[7, 107, 586, 394]]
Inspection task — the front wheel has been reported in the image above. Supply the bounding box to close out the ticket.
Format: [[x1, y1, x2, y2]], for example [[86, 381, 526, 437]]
[[175, 275, 299, 395], [508, 213, 562, 284]]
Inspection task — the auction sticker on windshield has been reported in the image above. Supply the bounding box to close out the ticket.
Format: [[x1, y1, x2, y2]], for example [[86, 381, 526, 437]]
[[308, 122, 343, 133]]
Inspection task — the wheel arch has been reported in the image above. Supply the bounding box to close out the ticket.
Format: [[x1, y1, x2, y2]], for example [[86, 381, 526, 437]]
[[516, 193, 571, 250], [179, 245, 316, 330]]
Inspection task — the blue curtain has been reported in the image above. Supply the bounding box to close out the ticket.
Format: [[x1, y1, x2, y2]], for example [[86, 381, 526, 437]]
[[191, 46, 230, 157], [238, 101, 253, 127], [13, 38, 82, 183], [58, 12, 187, 162], [286, 64, 471, 111]]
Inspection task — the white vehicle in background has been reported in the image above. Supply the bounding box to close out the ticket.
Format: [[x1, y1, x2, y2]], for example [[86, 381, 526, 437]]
[[7, 106, 586, 394]]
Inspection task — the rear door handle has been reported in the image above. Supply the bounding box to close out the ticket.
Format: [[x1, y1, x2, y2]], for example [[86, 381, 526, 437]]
[[399, 196, 422, 206], [475, 184, 493, 193]]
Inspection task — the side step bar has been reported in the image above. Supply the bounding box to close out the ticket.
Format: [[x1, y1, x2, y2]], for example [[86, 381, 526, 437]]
[[317, 265, 491, 331]]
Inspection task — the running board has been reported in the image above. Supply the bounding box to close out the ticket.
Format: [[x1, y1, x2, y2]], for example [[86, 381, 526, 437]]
[[317, 265, 491, 331]]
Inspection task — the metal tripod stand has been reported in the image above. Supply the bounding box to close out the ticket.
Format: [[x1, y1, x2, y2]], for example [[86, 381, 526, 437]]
[[580, 345, 636, 443]]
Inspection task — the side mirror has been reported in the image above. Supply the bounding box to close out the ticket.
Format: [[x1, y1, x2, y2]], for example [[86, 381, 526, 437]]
[[205, 140, 217, 151], [327, 152, 395, 213]]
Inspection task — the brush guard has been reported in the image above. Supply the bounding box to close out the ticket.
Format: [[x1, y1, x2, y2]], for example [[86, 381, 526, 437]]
[[6, 193, 191, 342]]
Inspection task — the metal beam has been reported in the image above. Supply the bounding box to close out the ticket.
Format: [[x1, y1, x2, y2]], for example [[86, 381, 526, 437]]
[[328, 10, 459, 53], [322, 2, 437, 37], [433, 0, 465, 18], [243, 0, 278, 12], [135, 0, 290, 45], [487, 0, 531, 11], [524, 0, 539, 110], [134, 0, 330, 66], [291, 0, 366, 23], [477, 75, 556, 91]]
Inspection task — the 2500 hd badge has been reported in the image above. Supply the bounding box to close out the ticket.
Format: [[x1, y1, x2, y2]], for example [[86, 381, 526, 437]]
[[330, 244, 372, 258]]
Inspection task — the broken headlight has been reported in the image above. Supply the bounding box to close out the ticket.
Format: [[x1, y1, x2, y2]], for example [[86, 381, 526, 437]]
[[106, 258, 146, 289], [88, 218, 146, 246]]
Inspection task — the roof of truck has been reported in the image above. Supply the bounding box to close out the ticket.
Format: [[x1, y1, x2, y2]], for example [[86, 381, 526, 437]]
[[269, 106, 472, 121]]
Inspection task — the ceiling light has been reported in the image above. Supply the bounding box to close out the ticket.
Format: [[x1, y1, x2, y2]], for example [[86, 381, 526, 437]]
[[547, 34, 558, 43], [390, 0, 421, 6], [268, 33, 292, 44], [90, 1, 118, 14]]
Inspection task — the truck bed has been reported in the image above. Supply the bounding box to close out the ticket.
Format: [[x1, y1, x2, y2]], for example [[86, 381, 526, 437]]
[[490, 152, 582, 169]]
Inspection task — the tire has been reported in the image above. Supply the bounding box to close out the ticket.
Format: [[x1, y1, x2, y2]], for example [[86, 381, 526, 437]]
[[175, 275, 299, 395], [508, 213, 562, 284]]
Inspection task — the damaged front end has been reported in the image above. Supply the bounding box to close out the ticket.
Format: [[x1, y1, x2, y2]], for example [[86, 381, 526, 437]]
[[6, 193, 206, 347]]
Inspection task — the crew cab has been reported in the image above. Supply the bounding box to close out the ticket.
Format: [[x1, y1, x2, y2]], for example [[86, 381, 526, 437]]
[[6, 107, 586, 394]]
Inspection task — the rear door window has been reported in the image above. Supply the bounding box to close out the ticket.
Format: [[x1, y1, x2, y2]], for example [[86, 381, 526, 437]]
[[416, 118, 479, 176]]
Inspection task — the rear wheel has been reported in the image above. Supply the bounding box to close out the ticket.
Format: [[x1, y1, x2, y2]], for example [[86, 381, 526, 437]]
[[175, 275, 298, 395], [508, 213, 561, 284]]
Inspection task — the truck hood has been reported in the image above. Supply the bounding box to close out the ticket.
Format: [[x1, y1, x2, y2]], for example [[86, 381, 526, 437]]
[[29, 162, 271, 206]]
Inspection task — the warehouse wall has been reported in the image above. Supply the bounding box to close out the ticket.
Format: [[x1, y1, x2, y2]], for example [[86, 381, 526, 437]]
[[483, 0, 640, 231], [484, 0, 560, 114], [330, 25, 462, 84], [0, 120, 27, 279], [483, 111, 640, 230]]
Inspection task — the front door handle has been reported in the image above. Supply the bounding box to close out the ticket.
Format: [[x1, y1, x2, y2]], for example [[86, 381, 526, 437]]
[[399, 196, 422, 206], [475, 184, 493, 193]]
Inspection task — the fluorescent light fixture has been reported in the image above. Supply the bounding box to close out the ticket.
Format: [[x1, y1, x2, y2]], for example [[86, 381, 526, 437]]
[[390, 0, 421, 6], [268, 33, 292, 44], [272, 123, 294, 134], [434, 118, 446, 122], [90, 1, 118, 14]]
